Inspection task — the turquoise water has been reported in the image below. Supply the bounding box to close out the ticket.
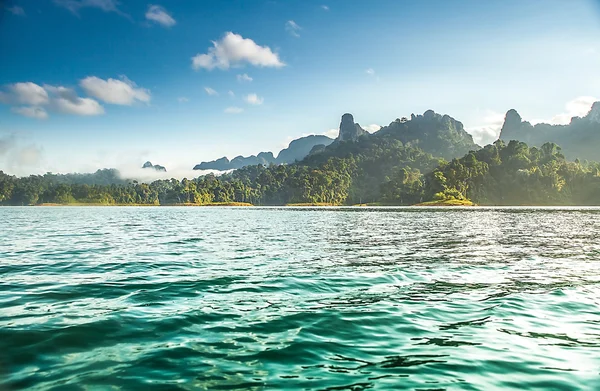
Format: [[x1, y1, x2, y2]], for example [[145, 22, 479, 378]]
[[1, 207, 600, 390]]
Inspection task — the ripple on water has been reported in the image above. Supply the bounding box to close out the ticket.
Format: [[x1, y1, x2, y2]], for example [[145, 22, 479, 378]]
[[1, 206, 600, 390]]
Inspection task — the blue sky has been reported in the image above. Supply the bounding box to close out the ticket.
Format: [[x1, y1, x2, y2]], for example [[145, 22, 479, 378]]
[[1, 0, 599, 177]]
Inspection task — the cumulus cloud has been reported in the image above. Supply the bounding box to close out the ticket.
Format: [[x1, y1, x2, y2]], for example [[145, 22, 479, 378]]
[[0, 82, 49, 105], [53, 0, 129, 18], [466, 111, 506, 146], [11, 106, 48, 119], [533, 96, 598, 125], [1, 82, 104, 118], [285, 20, 301, 37], [52, 97, 104, 116], [323, 128, 338, 138], [237, 73, 253, 82], [44, 85, 104, 116], [244, 93, 263, 105], [191, 32, 285, 70], [145, 5, 175, 27], [80, 76, 150, 105], [363, 124, 381, 133], [204, 87, 218, 96], [224, 106, 244, 114], [6, 5, 25, 16]]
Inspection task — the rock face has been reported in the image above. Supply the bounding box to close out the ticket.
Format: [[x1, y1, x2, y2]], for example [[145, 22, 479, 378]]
[[336, 113, 367, 142], [375, 109, 478, 159], [499, 101, 600, 161], [194, 154, 275, 171], [589, 102, 600, 124], [142, 161, 166, 172], [193, 135, 334, 171], [276, 135, 334, 163], [499, 109, 524, 142]]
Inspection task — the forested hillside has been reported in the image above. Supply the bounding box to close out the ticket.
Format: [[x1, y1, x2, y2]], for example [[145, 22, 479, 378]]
[[2, 109, 599, 206]]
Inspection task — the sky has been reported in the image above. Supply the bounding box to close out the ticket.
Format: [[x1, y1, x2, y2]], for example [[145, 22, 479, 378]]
[[1, 0, 599, 177]]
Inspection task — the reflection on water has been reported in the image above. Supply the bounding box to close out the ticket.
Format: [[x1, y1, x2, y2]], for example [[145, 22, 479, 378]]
[[1, 206, 600, 390]]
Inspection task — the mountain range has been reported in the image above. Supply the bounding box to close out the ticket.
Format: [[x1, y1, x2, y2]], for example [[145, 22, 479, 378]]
[[499, 102, 600, 161], [192, 110, 478, 171], [5, 104, 600, 206], [193, 135, 334, 171]]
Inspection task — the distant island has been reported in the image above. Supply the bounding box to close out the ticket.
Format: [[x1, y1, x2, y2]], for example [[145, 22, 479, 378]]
[[1, 103, 600, 206]]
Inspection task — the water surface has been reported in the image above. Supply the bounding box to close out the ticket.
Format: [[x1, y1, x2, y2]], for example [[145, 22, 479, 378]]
[[1, 206, 599, 390]]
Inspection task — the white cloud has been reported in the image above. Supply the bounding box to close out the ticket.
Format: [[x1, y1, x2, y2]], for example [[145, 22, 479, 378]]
[[466, 96, 599, 146], [237, 73, 253, 82], [44, 85, 104, 115], [191, 32, 285, 70], [145, 5, 176, 27], [6, 5, 25, 16], [11, 106, 48, 119], [466, 111, 505, 146], [533, 96, 598, 125], [321, 5, 329, 11], [1, 82, 50, 105], [228, 90, 235, 98], [224, 106, 244, 114], [244, 93, 263, 105], [1, 82, 104, 118], [363, 124, 381, 133], [178, 97, 189, 102], [204, 87, 218, 96], [366, 68, 375, 76], [54, 0, 128, 17], [52, 96, 104, 116], [80, 76, 151, 105], [285, 20, 301, 37], [323, 128, 338, 138]]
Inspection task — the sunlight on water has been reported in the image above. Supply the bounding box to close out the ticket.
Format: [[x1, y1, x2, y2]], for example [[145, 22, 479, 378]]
[[1, 206, 600, 390]]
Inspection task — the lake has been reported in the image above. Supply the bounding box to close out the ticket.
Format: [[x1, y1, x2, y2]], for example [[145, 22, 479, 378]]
[[1, 206, 599, 390]]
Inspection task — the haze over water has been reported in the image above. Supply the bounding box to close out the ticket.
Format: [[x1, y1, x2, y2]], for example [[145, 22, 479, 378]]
[[1, 207, 600, 390]]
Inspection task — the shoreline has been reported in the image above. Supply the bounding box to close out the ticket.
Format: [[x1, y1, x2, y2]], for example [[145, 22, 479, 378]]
[[3, 203, 594, 208], [32, 202, 254, 207]]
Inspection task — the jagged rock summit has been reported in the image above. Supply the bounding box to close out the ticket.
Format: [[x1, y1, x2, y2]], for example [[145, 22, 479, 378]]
[[142, 161, 166, 172], [589, 101, 600, 123], [499, 101, 600, 161], [193, 135, 334, 171], [336, 113, 367, 142], [374, 109, 478, 159]]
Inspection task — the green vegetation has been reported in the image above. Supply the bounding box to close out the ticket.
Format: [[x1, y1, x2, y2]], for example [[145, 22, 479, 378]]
[[2, 109, 600, 207], [3, 138, 598, 207], [286, 202, 337, 207], [416, 199, 475, 207]]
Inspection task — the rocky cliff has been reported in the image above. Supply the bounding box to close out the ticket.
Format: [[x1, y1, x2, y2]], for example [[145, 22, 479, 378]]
[[499, 101, 600, 161]]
